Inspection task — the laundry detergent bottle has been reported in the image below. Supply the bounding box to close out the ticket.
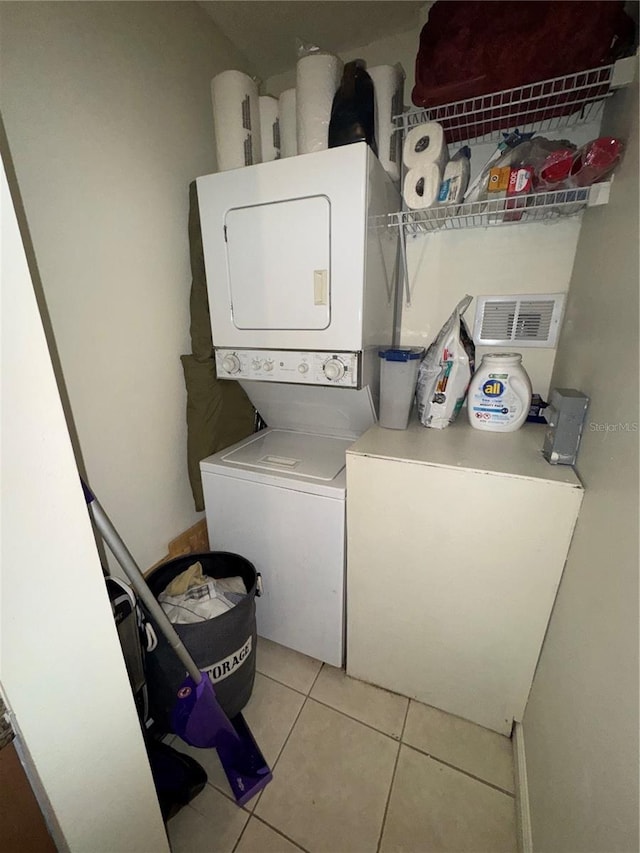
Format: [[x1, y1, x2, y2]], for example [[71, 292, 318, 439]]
[[467, 353, 532, 432]]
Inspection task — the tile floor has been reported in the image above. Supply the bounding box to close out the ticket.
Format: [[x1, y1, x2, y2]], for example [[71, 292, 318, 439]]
[[166, 639, 517, 853]]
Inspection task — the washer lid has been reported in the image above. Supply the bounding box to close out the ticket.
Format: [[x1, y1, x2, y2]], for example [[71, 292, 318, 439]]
[[220, 429, 352, 481]]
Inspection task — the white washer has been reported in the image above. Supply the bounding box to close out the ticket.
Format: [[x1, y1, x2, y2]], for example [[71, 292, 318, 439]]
[[201, 428, 352, 666]]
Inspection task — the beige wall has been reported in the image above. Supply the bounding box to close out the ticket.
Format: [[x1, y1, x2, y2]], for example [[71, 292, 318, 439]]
[[522, 64, 639, 852], [0, 1, 253, 571], [401, 218, 583, 398]]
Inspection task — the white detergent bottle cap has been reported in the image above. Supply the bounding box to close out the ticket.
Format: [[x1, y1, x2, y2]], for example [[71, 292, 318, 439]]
[[483, 353, 523, 364]]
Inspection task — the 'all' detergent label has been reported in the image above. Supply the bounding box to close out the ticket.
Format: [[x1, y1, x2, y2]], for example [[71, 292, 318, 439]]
[[470, 372, 520, 425]]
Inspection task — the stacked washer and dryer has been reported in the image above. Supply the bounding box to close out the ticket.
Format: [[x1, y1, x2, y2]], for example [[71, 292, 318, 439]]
[[197, 142, 400, 667]]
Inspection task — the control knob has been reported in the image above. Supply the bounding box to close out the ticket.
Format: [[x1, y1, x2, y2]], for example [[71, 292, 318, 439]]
[[221, 353, 241, 375], [323, 357, 346, 382], [298, 362, 309, 374], [263, 360, 274, 372]]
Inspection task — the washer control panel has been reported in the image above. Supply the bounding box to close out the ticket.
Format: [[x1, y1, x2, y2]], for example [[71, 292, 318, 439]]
[[215, 349, 360, 387]]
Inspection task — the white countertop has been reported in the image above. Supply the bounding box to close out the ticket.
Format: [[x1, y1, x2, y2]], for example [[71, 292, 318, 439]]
[[347, 416, 583, 489]]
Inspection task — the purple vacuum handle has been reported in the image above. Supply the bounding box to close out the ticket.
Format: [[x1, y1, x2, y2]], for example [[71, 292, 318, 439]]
[[81, 479, 95, 505]]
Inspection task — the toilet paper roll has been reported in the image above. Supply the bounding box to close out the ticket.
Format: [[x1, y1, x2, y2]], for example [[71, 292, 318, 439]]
[[403, 122, 448, 172], [296, 52, 343, 154], [279, 88, 298, 158], [259, 95, 280, 162], [403, 163, 443, 210], [368, 64, 405, 181], [211, 70, 261, 171]]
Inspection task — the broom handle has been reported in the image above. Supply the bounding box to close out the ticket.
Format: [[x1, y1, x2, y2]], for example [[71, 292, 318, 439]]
[[84, 485, 202, 685]]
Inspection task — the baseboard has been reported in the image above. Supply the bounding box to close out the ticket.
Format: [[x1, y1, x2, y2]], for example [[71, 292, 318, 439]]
[[513, 721, 533, 853]]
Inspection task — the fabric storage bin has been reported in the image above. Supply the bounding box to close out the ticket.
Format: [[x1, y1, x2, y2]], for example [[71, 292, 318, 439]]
[[144, 551, 258, 730]]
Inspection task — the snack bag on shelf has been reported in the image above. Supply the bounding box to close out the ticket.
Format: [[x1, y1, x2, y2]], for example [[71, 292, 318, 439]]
[[463, 130, 533, 204], [504, 165, 534, 221]]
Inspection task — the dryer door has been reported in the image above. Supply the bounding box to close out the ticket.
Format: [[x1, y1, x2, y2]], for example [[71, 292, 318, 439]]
[[225, 196, 330, 331]]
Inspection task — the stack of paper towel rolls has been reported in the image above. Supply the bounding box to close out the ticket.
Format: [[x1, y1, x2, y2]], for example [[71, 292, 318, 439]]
[[403, 122, 449, 209], [296, 51, 343, 154], [368, 64, 405, 182], [259, 95, 281, 162], [279, 88, 297, 158], [211, 70, 262, 171], [210, 58, 409, 176]]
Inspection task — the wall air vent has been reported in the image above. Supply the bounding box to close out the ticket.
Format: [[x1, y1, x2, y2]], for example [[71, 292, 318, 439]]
[[473, 293, 566, 348]]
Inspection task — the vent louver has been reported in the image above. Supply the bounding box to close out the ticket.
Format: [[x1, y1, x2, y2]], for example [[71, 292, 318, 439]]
[[474, 294, 566, 348], [514, 300, 555, 341]]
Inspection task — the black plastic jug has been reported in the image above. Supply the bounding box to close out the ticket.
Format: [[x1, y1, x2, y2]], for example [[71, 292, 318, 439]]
[[328, 59, 377, 155]]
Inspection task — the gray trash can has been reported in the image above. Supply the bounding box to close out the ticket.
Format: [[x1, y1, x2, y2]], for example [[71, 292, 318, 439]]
[[378, 347, 425, 429], [144, 551, 258, 730]]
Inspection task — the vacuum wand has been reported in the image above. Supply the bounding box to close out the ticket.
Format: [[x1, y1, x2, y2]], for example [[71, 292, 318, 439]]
[[86, 491, 202, 685], [82, 477, 273, 806]]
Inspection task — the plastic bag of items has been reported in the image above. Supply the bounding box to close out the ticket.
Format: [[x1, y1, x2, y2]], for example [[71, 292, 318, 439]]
[[537, 137, 624, 190], [416, 295, 475, 429], [159, 561, 246, 624]]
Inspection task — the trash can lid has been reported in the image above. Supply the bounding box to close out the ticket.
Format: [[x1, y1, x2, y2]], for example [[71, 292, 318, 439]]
[[378, 347, 425, 362]]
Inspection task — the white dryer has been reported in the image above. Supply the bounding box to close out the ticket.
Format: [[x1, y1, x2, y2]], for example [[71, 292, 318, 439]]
[[196, 142, 400, 393]]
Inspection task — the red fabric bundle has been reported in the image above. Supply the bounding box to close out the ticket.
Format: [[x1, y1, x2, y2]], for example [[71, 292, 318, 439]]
[[412, 1, 636, 142]]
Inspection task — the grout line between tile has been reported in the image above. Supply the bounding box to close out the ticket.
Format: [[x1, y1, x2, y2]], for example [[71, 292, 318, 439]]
[[202, 777, 241, 808], [399, 699, 411, 740], [267, 686, 312, 768], [250, 814, 311, 852], [307, 694, 407, 742], [309, 662, 325, 693], [375, 699, 410, 853], [199, 667, 318, 812], [402, 742, 516, 798], [256, 667, 321, 698], [244, 673, 317, 820], [231, 816, 249, 853]]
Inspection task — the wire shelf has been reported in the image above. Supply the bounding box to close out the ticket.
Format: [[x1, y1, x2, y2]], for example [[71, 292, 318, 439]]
[[390, 184, 611, 235], [396, 65, 615, 146]]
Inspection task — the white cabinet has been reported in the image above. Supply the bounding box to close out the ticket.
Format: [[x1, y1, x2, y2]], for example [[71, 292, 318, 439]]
[[346, 420, 583, 735]]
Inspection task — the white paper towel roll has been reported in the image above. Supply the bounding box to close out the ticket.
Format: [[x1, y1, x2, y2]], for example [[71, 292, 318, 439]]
[[403, 164, 443, 210], [369, 64, 405, 181], [279, 88, 297, 158], [296, 52, 343, 154], [403, 122, 448, 172], [259, 95, 280, 162], [211, 70, 261, 171]]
